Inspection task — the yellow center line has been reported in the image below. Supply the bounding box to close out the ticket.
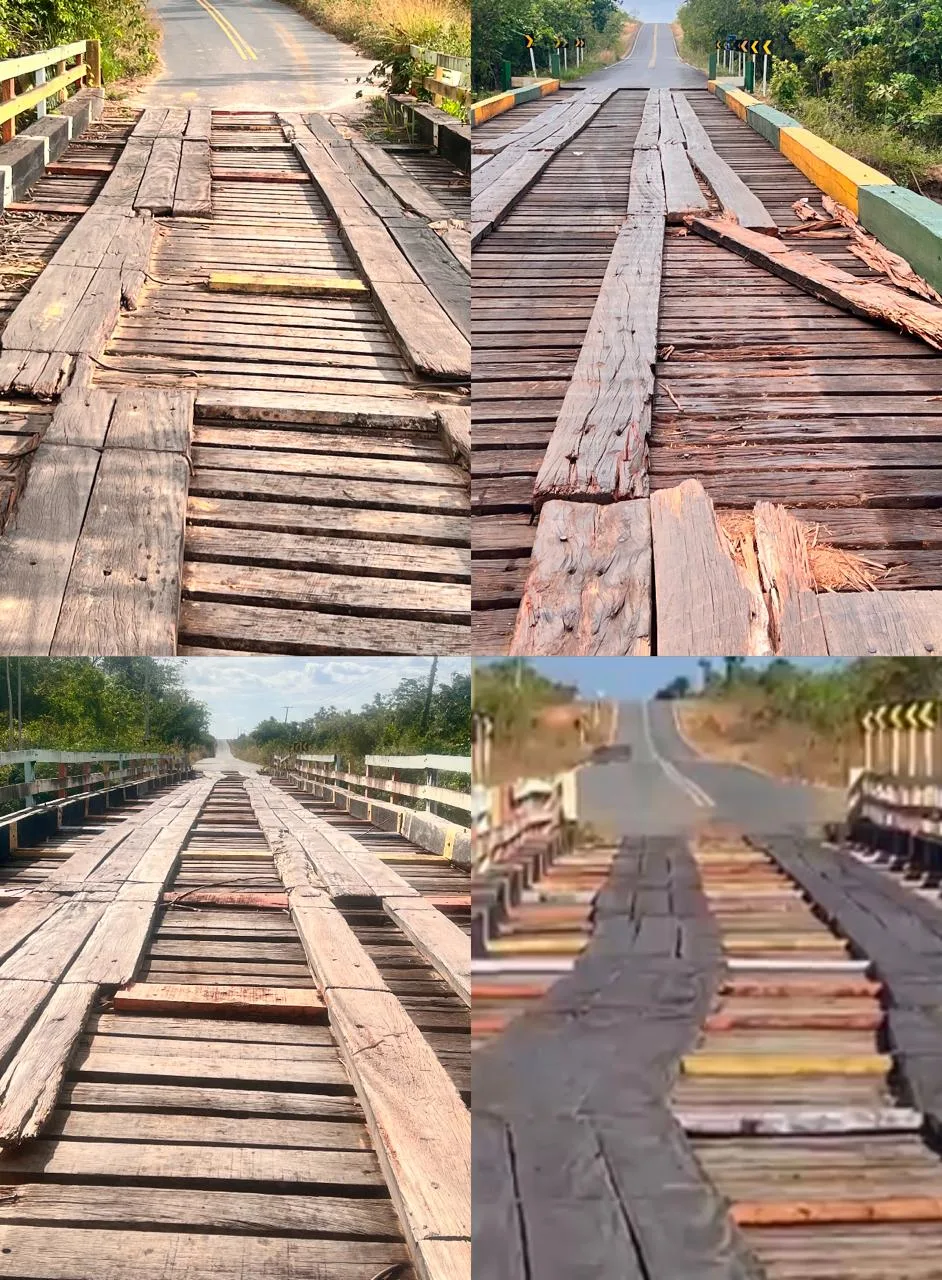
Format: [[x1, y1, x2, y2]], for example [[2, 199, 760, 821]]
[[194, 0, 258, 60], [648, 23, 658, 69]]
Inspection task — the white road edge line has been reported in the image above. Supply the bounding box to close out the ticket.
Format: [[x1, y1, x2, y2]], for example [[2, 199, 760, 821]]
[[641, 700, 714, 808]]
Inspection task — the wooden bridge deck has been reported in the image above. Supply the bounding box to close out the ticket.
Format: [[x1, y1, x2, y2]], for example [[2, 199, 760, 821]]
[[472, 86, 942, 656], [473, 822, 942, 1279], [0, 105, 470, 657], [0, 765, 470, 1279]]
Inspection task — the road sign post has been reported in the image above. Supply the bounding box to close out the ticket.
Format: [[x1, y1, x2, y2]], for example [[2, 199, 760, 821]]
[[762, 39, 772, 94], [862, 710, 875, 772], [550, 49, 560, 77], [501, 58, 512, 90], [524, 33, 536, 78]]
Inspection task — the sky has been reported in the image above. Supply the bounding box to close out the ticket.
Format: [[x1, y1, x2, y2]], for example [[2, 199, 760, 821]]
[[168, 657, 470, 739], [628, 4, 681, 21], [475, 658, 845, 700]]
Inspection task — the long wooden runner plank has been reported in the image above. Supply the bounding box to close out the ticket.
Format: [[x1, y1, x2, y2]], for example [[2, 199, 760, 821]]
[[284, 117, 469, 382], [134, 137, 182, 215], [651, 479, 770, 655], [535, 212, 664, 504], [51, 448, 190, 656], [510, 498, 652, 655], [0, 779, 213, 1145], [384, 898, 470, 1006], [673, 93, 777, 231], [173, 139, 212, 218]]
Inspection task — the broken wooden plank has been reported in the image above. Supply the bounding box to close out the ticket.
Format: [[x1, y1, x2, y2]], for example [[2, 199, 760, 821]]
[[1, 265, 96, 353], [690, 216, 942, 351], [817, 589, 942, 655], [208, 271, 367, 297], [172, 139, 212, 218], [134, 137, 181, 215], [184, 108, 212, 141], [628, 146, 666, 216], [673, 93, 777, 231], [510, 499, 652, 655], [753, 502, 828, 654], [437, 404, 469, 464], [0, 982, 97, 1146], [0, 443, 100, 655], [51, 448, 191, 657], [660, 142, 709, 223], [114, 982, 325, 1020], [651, 478, 770, 655], [535, 213, 663, 503]]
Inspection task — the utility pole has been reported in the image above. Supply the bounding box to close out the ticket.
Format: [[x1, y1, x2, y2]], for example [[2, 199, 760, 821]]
[[421, 657, 438, 729], [16, 658, 21, 748], [283, 706, 291, 723], [4, 658, 11, 747]]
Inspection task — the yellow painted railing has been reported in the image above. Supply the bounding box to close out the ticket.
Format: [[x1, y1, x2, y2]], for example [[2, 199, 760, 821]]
[[0, 39, 101, 144]]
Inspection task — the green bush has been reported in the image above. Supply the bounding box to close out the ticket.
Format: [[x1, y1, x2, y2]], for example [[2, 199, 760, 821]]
[[769, 58, 803, 112], [0, 0, 158, 80]]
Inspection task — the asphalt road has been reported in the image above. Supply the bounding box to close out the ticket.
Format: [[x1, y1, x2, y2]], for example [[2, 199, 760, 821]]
[[578, 701, 844, 838], [574, 21, 705, 91], [135, 0, 377, 109]]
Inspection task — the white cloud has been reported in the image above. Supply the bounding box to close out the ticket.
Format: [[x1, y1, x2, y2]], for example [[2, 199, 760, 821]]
[[173, 657, 469, 737]]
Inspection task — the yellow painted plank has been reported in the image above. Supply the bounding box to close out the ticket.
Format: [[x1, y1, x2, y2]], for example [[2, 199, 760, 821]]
[[682, 1054, 890, 1076], [487, 935, 586, 955], [208, 272, 368, 297], [724, 936, 847, 952], [779, 126, 892, 215]]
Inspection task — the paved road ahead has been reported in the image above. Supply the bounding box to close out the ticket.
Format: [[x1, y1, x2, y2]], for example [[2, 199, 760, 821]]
[[576, 21, 705, 90], [195, 739, 259, 774], [578, 702, 844, 838], [136, 0, 377, 109]]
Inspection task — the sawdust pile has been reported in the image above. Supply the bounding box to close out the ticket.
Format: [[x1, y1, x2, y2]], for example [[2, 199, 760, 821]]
[[718, 510, 892, 592]]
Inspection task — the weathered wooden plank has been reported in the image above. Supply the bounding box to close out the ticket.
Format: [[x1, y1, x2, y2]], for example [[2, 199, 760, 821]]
[[651, 479, 770, 655], [0, 443, 100, 655], [208, 271, 368, 296], [105, 386, 194, 452], [690, 217, 942, 351], [350, 138, 451, 222], [328, 984, 470, 1275], [384, 898, 469, 1006], [44, 366, 115, 448], [134, 137, 182, 215], [51, 448, 191, 657], [114, 982, 325, 1019], [510, 499, 651, 655], [184, 108, 213, 141], [96, 137, 151, 211], [673, 93, 777, 231], [173, 139, 212, 218], [52, 268, 122, 357], [753, 502, 828, 654], [289, 127, 469, 380], [1, 265, 95, 353], [660, 142, 709, 223], [0, 982, 97, 1145], [628, 145, 666, 216], [0, 1227, 406, 1277], [818, 590, 942, 655], [534, 213, 663, 503], [290, 890, 389, 992], [0, 1184, 400, 1237]]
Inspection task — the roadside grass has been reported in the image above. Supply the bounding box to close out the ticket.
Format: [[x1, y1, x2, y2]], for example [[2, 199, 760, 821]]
[[675, 698, 857, 788], [557, 19, 639, 82], [786, 96, 942, 193], [287, 0, 469, 62]]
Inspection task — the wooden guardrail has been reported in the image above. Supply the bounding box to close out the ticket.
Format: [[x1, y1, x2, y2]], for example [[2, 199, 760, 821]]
[[0, 39, 101, 143], [848, 769, 942, 839], [473, 772, 576, 872], [291, 751, 472, 819], [0, 748, 189, 812], [409, 44, 470, 107]]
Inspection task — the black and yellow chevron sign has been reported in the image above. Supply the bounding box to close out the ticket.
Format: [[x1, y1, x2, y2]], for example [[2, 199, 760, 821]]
[[524, 33, 534, 47], [750, 39, 760, 54], [763, 38, 773, 55]]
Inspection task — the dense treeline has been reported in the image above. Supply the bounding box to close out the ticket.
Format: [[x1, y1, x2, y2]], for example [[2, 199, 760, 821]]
[[657, 657, 942, 731], [0, 0, 157, 80], [233, 670, 471, 766], [677, 0, 942, 183], [0, 658, 213, 753], [473, 0, 628, 92]]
